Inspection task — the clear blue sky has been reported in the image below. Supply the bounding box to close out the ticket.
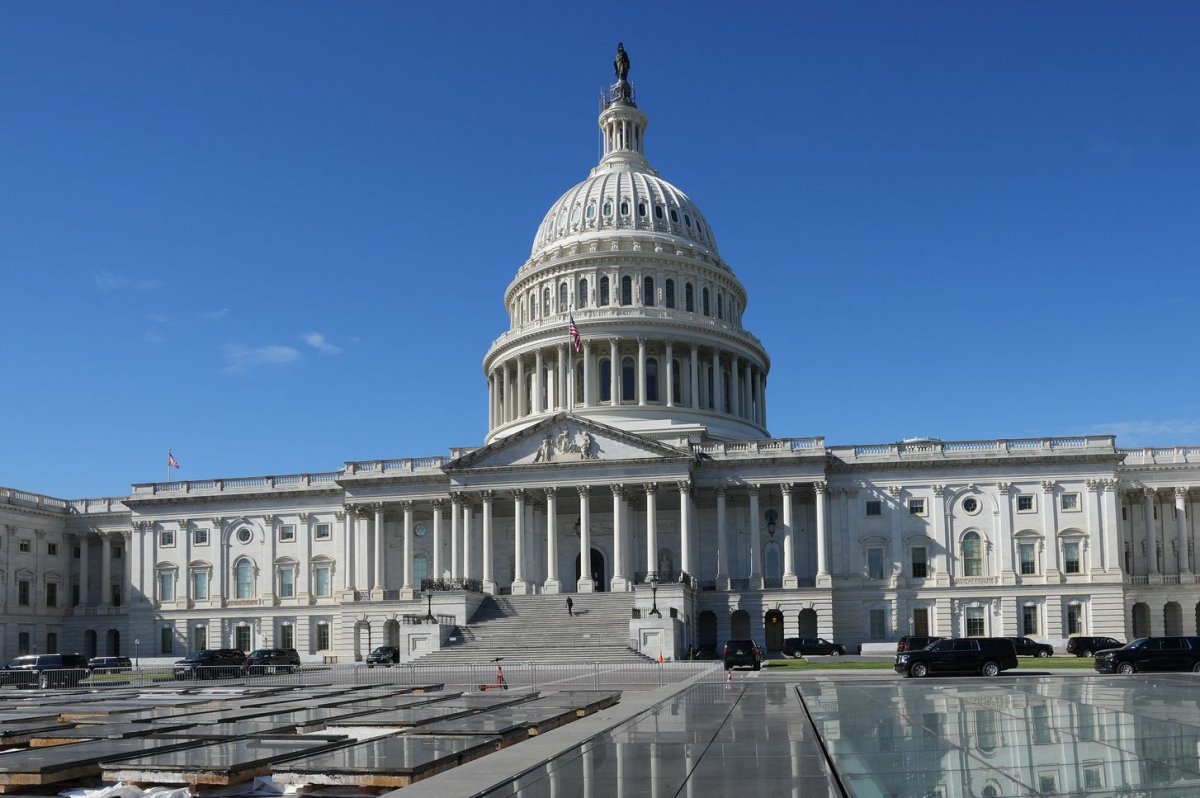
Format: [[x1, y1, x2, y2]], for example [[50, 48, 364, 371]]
[[3, 3, 1197, 498]]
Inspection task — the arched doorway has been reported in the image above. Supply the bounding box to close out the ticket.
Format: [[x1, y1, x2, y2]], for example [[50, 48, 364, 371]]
[[384, 619, 400, 647], [1164, 602, 1183, 636], [697, 611, 717, 656], [106, 629, 120, 656], [84, 629, 97, 658], [798, 608, 818, 637], [353, 621, 371, 661], [730, 609, 751, 639], [764, 609, 785, 651], [1131, 603, 1151, 638], [574, 548, 606, 591]]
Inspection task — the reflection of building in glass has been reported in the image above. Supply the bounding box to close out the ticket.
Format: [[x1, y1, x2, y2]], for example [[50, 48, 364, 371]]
[[2, 46, 1199, 662]]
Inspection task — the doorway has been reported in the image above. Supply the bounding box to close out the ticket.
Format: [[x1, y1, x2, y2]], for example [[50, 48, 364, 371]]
[[913, 607, 930, 636], [764, 609, 785, 651], [797, 608, 818, 638], [575, 548, 606, 591]]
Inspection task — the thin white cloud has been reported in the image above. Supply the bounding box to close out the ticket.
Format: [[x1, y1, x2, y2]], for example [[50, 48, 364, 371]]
[[91, 271, 165, 292], [302, 332, 343, 355], [1091, 418, 1200, 445], [147, 313, 168, 324], [201, 308, 230, 321], [143, 329, 166, 344], [222, 344, 300, 374]]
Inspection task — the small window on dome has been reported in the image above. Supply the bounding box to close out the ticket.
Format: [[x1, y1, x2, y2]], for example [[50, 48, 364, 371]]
[[643, 276, 654, 307], [599, 276, 610, 306], [586, 203, 595, 220], [717, 292, 723, 320], [602, 200, 613, 217], [670, 209, 678, 223], [620, 275, 632, 306], [685, 283, 695, 312], [578, 278, 588, 309], [638, 202, 646, 217], [684, 213, 692, 228], [559, 282, 568, 313], [620, 201, 629, 216], [543, 288, 551, 317], [665, 279, 676, 309], [571, 207, 580, 222], [702, 287, 710, 317], [655, 205, 664, 220]]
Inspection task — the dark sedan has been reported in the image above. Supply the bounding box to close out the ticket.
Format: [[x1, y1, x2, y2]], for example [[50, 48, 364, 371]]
[[1006, 636, 1054, 657], [782, 637, 846, 657], [1094, 637, 1200, 674]]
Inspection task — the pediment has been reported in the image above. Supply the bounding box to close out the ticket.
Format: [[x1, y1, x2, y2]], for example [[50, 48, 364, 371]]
[[445, 413, 692, 471]]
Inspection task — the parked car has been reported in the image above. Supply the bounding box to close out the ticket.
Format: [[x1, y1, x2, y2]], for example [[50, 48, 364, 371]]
[[895, 638, 1018, 678], [1006, 637, 1054, 657], [365, 645, 400, 667], [1094, 637, 1200, 674], [782, 637, 846, 657], [173, 649, 247, 680], [0, 654, 91, 688], [244, 648, 301, 675], [896, 636, 944, 654], [1067, 636, 1124, 657], [723, 639, 762, 671], [87, 656, 132, 674]]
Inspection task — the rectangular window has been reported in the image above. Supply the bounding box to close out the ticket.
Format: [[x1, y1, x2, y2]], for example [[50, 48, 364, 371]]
[[160, 529, 175, 547], [1022, 605, 1039, 635], [1032, 705, 1052, 744], [911, 547, 927, 579], [45, 582, 57, 608], [47, 632, 57, 653], [865, 500, 882, 517], [1067, 604, 1083, 636], [868, 608, 886, 640], [1038, 773, 1058, 793], [1122, 506, 1128, 521], [1064, 541, 1081, 574], [111, 584, 122, 606], [159, 571, 175, 602], [279, 568, 295, 598], [1017, 494, 1035, 512], [72, 584, 80, 607], [965, 607, 985, 637], [1083, 765, 1104, 789], [314, 523, 332, 541], [193, 626, 207, 651], [17, 580, 30, 606], [17, 632, 29, 655], [1060, 493, 1080, 512], [279, 525, 296, 543], [908, 498, 926, 516], [280, 624, 295, 650], [235, 625, 251, 652], [867, 548, 884, 580], [316, 623, 331, 651], [47, 543, 58, 556], [1019, 542, 1037, 575], [194, 528, 208, 546], [192, 571, 209, 600], [73, 546, 81, 559], [314, 565, 332, 597], [113, 546, 122, 559], [18, 539, 30, 553], [976, 709, 999, 750], [160, 626, 174, 655]]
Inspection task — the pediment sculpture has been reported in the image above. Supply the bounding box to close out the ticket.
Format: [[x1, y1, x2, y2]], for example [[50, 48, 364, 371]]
[[533, 426, 600, 463]]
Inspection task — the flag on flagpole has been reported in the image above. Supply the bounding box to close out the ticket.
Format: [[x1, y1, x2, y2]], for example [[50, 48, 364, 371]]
[[168, 451, 180, 469], [568, 315, 582, 353]]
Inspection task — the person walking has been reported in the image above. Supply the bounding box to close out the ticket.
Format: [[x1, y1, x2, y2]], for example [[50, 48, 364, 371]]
[[566, 596, 574, 617]]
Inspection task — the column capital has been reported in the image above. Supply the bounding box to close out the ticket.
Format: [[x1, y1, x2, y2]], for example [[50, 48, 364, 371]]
[[932, 483, 947, 496], [610, 484, 626, 498], [780, 482, 794, 496], [1041, 480, 1057, 494], [262, 514, 275, 525], [1176, 486, 1189, 500], [177, 518, 190, 530], [637, 337, 646, 346], [1085, 479, 1103, 492], [643, 482, 659, 496], [714, 485, 726, 498], [543, 486, 558, 501], [676, 480, 692, 495], [400, 500, 415, 511], [1104, 479, 1120, 492], [481, 490, 496, 503], [298, 512, 310, 522], [747, 484, 760, 497], [210, 516, 223, 529], [813, 481, 827, 495], [576, 484, 591, 498], [450, 492, 465, 506], [335, 510, 345, 521], [887, 485, 903, 498], [1142, 486, 1157, 499], [429, 497, 444, 510]]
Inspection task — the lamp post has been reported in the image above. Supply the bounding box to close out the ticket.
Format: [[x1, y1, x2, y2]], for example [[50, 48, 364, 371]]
[[424, 591, 435, 623], [649, 577, 661, 618], [133, 638, 140, 668]]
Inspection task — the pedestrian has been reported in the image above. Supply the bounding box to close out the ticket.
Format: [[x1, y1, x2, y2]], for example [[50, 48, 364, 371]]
[[566, 596, 574, 616]]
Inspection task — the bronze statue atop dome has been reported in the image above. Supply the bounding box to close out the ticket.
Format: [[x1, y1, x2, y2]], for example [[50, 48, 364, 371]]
[[614, 43, 630, 82]]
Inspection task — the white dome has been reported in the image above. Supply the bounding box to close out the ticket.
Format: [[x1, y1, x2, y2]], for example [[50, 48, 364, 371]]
[[532, 170, 719, 259]]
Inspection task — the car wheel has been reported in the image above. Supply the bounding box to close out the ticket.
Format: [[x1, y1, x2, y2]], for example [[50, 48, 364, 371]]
[[1118, 662, 1135, 675], [1036, 650, 1051, 658], [982, 661, 1001, 677], [38, 672, 50, 690], [830, 649, 842, 657], [1191, 662, 1200, 673], [910, 663, 928, 678], [1081, 650, 1093, 658]]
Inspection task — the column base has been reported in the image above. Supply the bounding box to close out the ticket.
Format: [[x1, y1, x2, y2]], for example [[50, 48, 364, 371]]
[[815, 573, 832, 588], [340, 589, 358, 602], [715, 573, 729, 591], [400, 587, 415, 600], [542, 578, 561, 595], [483, 579, 497, 595], [577, 578, 595, 593], [510, 579, 531, 595], [610, 576, 629, 592], [782, 573, 799, 589], [369, 588, 384, 601]]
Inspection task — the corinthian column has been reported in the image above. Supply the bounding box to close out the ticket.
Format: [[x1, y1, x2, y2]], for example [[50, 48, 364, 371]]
[[815, 482, 830, 587], [544, 487, 560, 594], [482, 491, 496, 594], [577, 486, 594, 593], [782, 483, 797, 588], [611, 485, 627, 591], [1176, 487, 1190, 575], [511, 490, 528, 595], [401, 501, 414, 599], [678, 481, 692, 578], [715, 487, 729, 589], [644, 483, 659, 580], [748, 485, 761, 588]]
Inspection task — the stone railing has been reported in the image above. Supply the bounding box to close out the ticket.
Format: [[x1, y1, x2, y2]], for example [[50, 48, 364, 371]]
[[343, 457, 450, 476], [131, 471, 341, 496], [834, 436, 1117, 462], [0, 486, 70, 511], [954, 576, 999, 586], [1126, 575, 1150, 586], [1119, 447, 1200, 465], [692, 437, 825, 458], [421, 578, 483, 593]]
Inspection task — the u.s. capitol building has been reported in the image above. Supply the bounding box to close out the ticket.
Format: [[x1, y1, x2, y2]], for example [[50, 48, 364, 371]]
[[2, 50, 1198, 664]]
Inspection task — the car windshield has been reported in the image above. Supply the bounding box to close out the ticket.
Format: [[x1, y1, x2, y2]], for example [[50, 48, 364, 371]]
[[1126, 638, 1148, 649], [371, 647, 393, 655], [183, 651, 211, 661], [929, 641, 951, 652]]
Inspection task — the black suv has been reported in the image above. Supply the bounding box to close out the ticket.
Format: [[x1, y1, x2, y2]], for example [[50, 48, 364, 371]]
[[173, 648, 247, 680], [723, 639, 762, 671], [365, 645, 400, 667], [782, 637, 846, 657], [1094, 637, 1200, 674], [0, 654, 91, 688], [244, 648, 301, 675], [896, 636, 943, 653], [1067, 636, 1124, 657], [895, 638, 1018, 678], [88, 656, 132, 674], [1006, 637, 1054, 658]]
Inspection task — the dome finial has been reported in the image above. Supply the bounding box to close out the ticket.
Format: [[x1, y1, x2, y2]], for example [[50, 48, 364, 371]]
[[607, 43, 635, 107], [614, 42, 630, 82]]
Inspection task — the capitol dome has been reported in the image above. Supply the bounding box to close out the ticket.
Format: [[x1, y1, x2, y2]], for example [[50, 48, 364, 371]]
[[483, 47, 770, 445]]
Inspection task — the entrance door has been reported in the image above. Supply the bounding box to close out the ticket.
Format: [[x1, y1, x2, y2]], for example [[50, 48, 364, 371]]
[[764, 609, 785, 651], [575, 548, 606, 592], [913, 608, 929, 637]]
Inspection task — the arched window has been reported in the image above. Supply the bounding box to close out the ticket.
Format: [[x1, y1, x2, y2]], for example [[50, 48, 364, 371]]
[[571, 206, 580, 222], [643, 276, 654, 307], [620, 276, 632, 306], [685, 283, 695, 312], [670, 208, 678, 223], [542, 287, 551, 317], [654, 205, 664, 220], [706, 365, 714, 409], [235, 558, 254, 600], [599, 359, 612, 402], [963, 533, 983, 577], [723, 371, 731, 413], [529, 291, 537, 320], [585, 202, 595, 220], [619, 200, 629, 216], [637, 201, 646, 217], [621, 357, 635, 401], [702, 287, 711, 316], [413, 553, 428, 588], [717, 292, 724, 320], [684, 213, 691, 228], [602, 200, 613, 217], [647, 358, 659, 402], [671, 359, 681, 405], [665, 279, 675, 308], [599, 276, 610, 306], [558, 282, 568, 313], [577, 278, 588, 308]]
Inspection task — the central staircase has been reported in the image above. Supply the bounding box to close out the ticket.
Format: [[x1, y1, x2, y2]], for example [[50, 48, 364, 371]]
[[414, 592, 650, 664]]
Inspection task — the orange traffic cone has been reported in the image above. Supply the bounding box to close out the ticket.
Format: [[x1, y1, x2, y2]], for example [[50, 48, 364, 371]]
[[658, 652, 664, 665]]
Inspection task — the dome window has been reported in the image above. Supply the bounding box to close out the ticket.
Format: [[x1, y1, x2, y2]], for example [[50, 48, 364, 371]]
[[646, 358, 659, 402], [638, 202, 647, 217], [621, 357, 635, 401], [599, 276, 610, 307], [643, 276, 655, 308], [529, 291, 537, 320], [665, 279, 676, 309], [578, 278, 588, 309], [717, 292, 724, 320], [559, 282, 568, 313], [572, 207, 581, 223], [586, 203, 595, 220], [620, 275, 632, 306], [602, 200, 613, 218], [543, 287, 551, 317], [702, 287, 710, 317], [599, 359, 612, 402], [558, 210, 567, 229], [620, 201, 629, 216], [684, 213, 692, 228], [685, 283, 695, 312], [670, 209, 678, 223], [654, 205, 664, 220]]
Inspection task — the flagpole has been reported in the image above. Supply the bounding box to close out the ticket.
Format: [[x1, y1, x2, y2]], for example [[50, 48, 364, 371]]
[[166, 449, 170, 485]]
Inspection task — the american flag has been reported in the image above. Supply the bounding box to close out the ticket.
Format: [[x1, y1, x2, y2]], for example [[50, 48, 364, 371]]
[[167, 451, 180, 469], [569, 315, 582, 353]]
